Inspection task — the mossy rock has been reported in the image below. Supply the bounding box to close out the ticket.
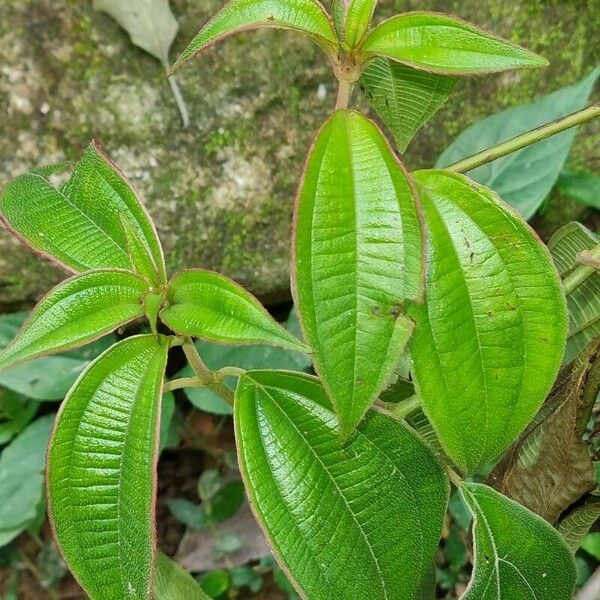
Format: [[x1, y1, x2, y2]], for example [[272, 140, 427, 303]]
[[0, 0, 597, 308]]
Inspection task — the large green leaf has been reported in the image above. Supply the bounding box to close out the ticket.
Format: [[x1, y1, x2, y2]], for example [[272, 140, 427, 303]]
[[0, 415, 53, 546], [0, 271, 148, 370], [361, 12, 546, 75], [343, 0, 377, 49], [235, 370, 449, 600], [47, 334, 169, 600], [171, 0, 338, 72], [160, 269, 307, 352], [408, 170, 567, 473], [154, 552, 211, 600], [176, 308, 310, 416], [360, 59, 455, 152], [558, 170, 600, 210], [461, 483, 576, 600], [436, 68, 600, 219], [487, 340, 599, 523], [549, 222, 600, 364], [293, 109, 423, 438], [1, 141, 166, 283], [0, 313, 116, 401]]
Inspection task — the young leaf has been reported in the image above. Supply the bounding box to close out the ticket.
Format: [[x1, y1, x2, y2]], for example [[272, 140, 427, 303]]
[[360, 59, 455, 152], [0, 141, 166, 282], [154, 552, 211, 600], [461, 483, 576, 600], [558, 170, 600, 210], [436, 68, 600, 218], [0, 415, 53, 546], [47, 334, 169, 600], [160, 269, 307, 352], [558, 497, 600, 553], [343, 0, 377, 49], [0, 313, 116, 401], [0, 271, 148, 370], [549, 222, 600, 363], [293, 110, 424, 438], [93, 0, 189, 127], [487, 340, 600, 523], [235, 370, 449, 600], [408, 170, 567, 473], [63, 141, 166, 283], [170, 0, 338, 73], [360, 12, 547, 75]]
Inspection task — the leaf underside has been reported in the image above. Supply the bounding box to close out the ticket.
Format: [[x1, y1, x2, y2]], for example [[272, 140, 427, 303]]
[[461, 483, 576, 600], [361, 11, 547, 75], [558, 497, 600, 553], [293, 109, 424, 438], [408, 170, 567, 473], [0, 270, 148, 370], [436, 67, 600, 219], [171, 0, 337, 72], [549, 221, 600, 363], [154, 552, 211, 600], [47, 334, 169, 600], [160, 269, 306, 351], [360, 58, 455, 152], [235, 370, 449, 600]]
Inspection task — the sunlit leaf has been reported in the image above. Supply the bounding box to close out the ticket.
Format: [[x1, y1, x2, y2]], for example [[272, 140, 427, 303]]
[[293, 110, 423, 438], [154, 552, 211, 600], [47, 335, 169, 600], [408, 170, 567, 473], [343, 0, 377, 49], [361, 12, 547, 75], [235, 370, 448, 600]]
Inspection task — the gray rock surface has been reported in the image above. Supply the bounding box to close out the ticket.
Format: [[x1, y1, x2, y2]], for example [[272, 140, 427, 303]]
[[0, 0, 598, 307]]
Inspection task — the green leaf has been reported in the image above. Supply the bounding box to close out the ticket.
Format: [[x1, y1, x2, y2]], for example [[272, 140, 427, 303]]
[[361, 12, 547, 75], [293, 110, 423, 438], [408, 170, 567, 473], [47, 334, 169, 600], [436, 68, 600, 219], [0, 415, 53, 545], [343, 0, 377, 49], [558, 497, 600, 553], [549, 222, 600, 363], [160, 269, 307, 352], [159, 392, 178, 452], [167, 499, 207, 530], [558, 170, 600, 210], [171, 0, 338, 73], [0, 271, 148, 370], [487, 340, 599, 523], [235, 370, 449, 600], [581, 532, 600, 560], [0, 391, 37, 445], [360, 59, 455, 152], [154, 552, 212, 600], [1, 141, 166, 282], [461, 483, 576, 599], [200, 569, 231, 598]]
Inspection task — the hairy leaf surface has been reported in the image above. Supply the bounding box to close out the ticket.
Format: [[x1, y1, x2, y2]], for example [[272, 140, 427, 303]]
[[293, 109, 423, 438], [549, 222, 600, 363], [437, 68, 600, 218], [154, 552, 211, 600], [487, 340, 600, 523], [1, 142, 166, 282], [461, 483, 576, 600], [361, 12, 546, 75], [0, 271, 148, 370], [408, 171, 567, 473], [235, 370, 448, 600], [160, 269, 306, 351], [360, 59, 455, 152], [558, 497, 600, 553], [343, 0, 377, 48], [171, 0, 337, 72], [47, 335, 169, 600]]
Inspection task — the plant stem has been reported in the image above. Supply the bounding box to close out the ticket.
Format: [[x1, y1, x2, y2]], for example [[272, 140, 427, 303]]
[[390, 395, 420, 420], [446, 466, 464, 488], [182, 339, 235, 406], [164, 376, 203, 392], [562, 244, 600, 295], [445, 105, 600, 174], [163, 61, 190, 129], [335, 77, 352, 110]]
